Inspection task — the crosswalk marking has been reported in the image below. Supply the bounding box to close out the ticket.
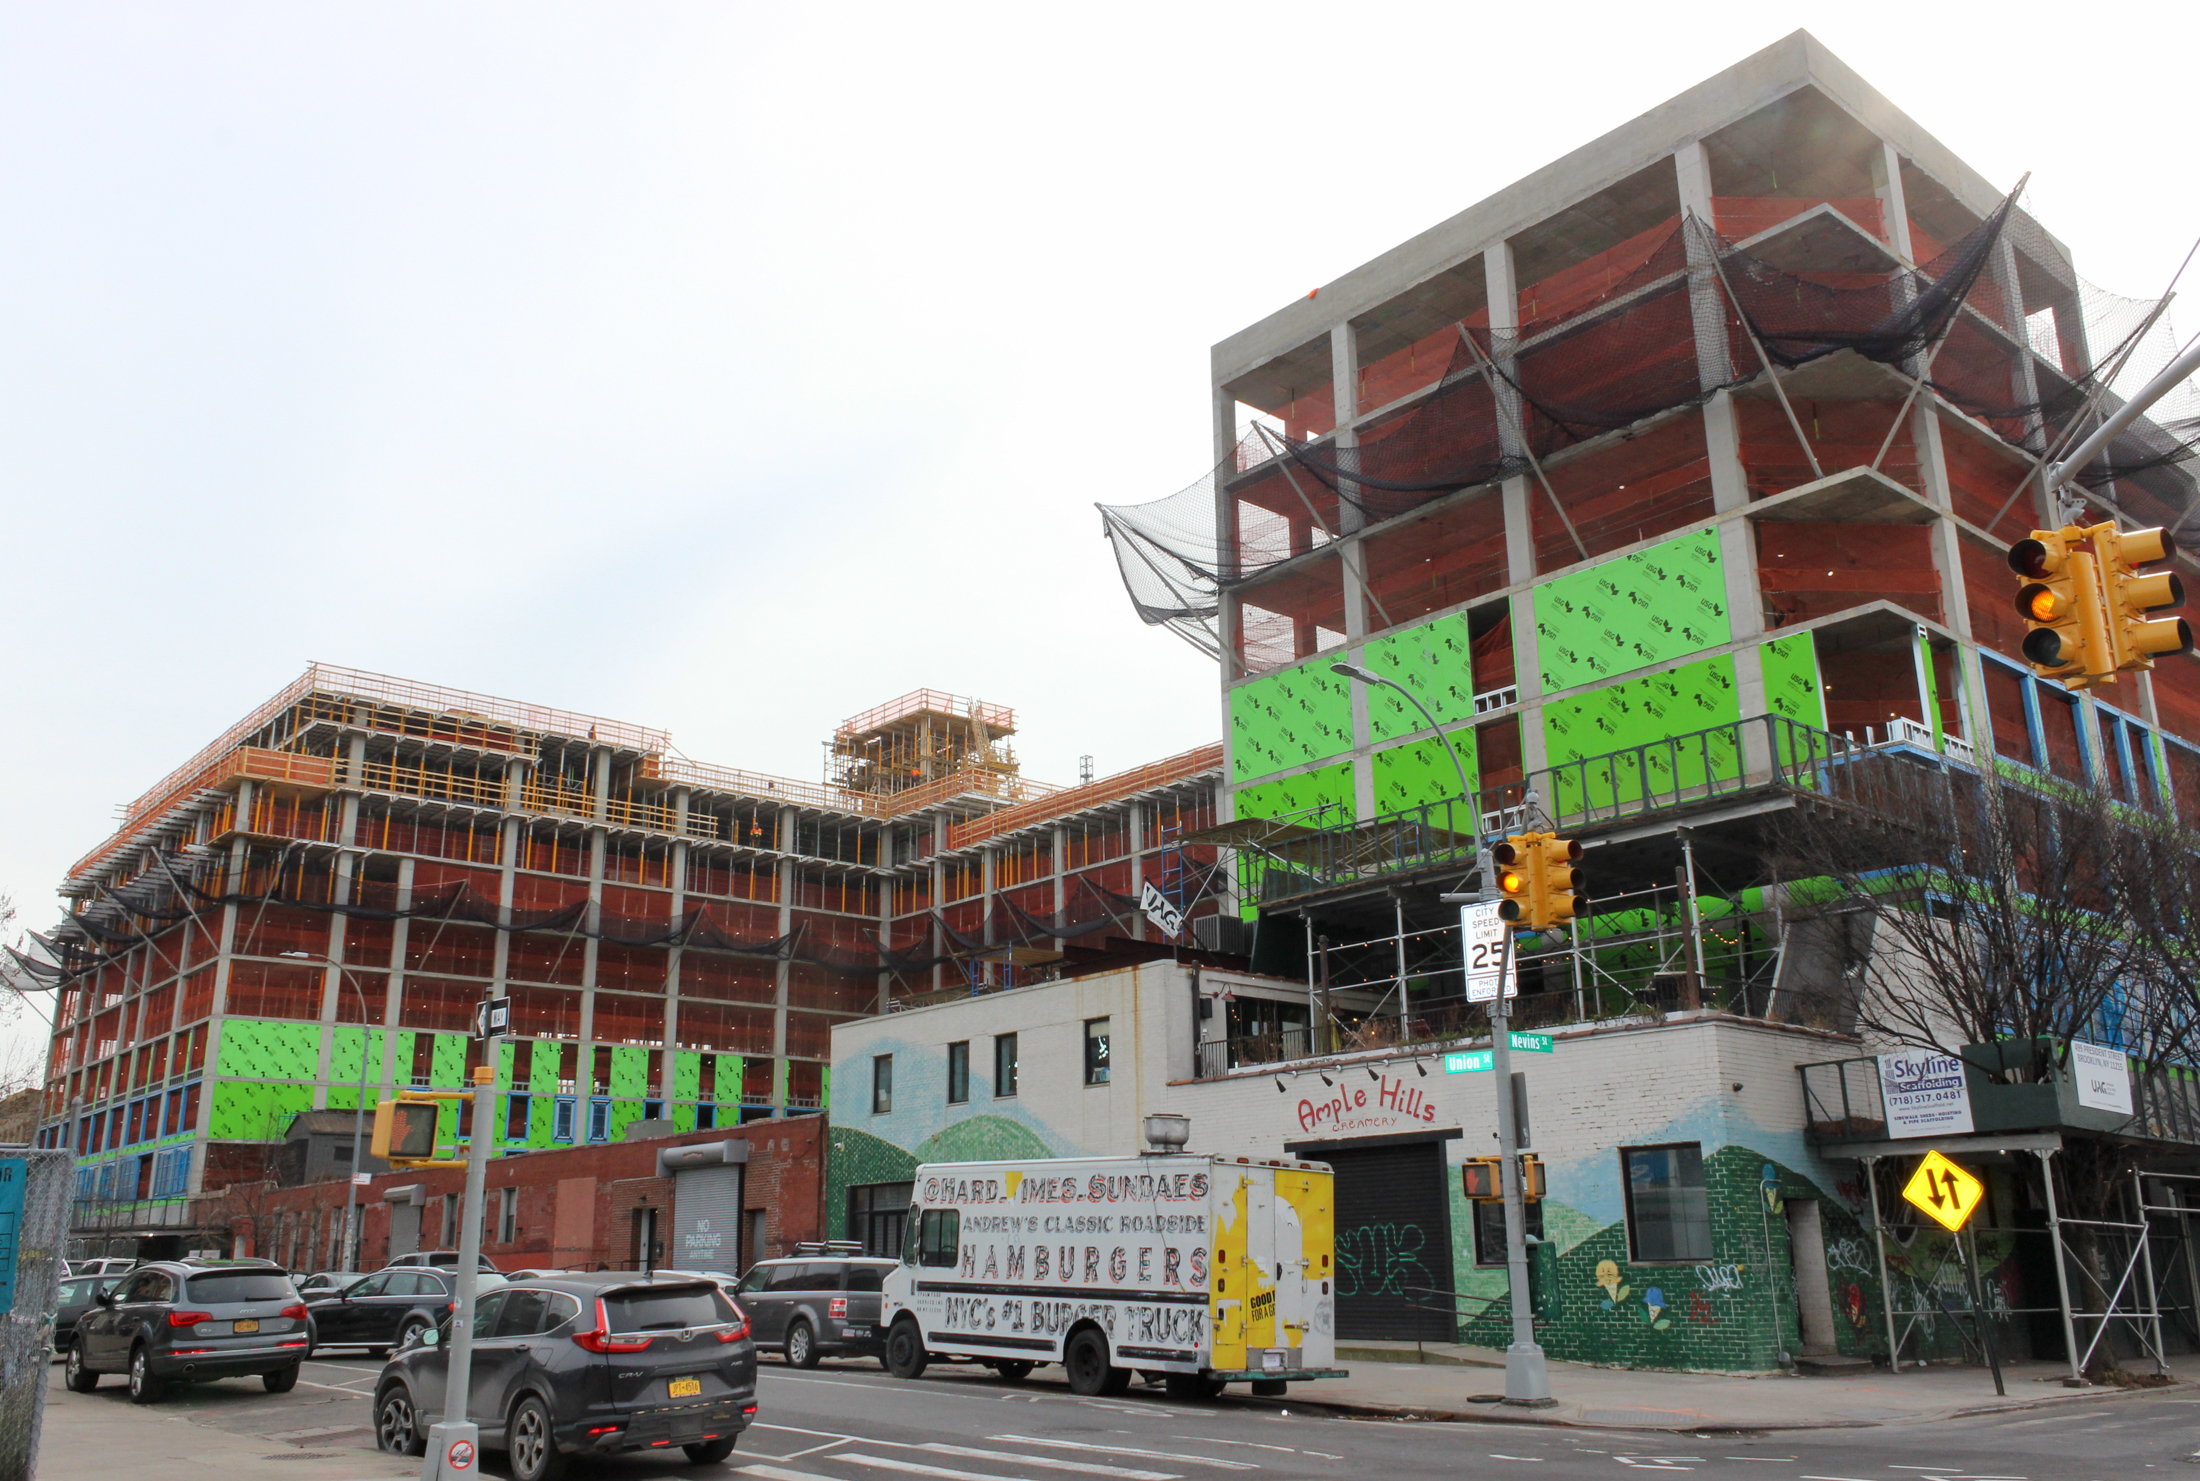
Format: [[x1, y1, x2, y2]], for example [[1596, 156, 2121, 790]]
[[842, 1457, 1040, 1481], [921, 1442, 1181, 1479], [741, 1466, 841, 1481], [991, 1436, 1256, 1472]]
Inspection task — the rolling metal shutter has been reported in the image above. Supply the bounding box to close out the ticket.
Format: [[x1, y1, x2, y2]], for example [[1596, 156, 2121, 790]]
[[672, 1164, 745, 1274], [1326, 1141, 1454, 1341]]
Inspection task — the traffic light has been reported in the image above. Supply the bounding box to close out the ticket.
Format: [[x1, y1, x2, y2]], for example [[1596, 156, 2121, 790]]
[[1533, 835, 1584, 928], [1492, 839, 1532, 924], [1462, 1158, 1503, 1201], [2097, 524, 2192, 672], [1497, 832, 1584, 930], [370, 1096, 442, 1163], [2009, 529, 2110, 684]]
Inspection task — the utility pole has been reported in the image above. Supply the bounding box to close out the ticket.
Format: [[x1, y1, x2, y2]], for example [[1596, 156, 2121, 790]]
[[1483, 854, 1553, 1408], [422, 1060, 496, 1481]]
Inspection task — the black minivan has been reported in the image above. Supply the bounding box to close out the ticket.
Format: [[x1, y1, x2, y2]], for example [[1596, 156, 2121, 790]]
[[373, 1273, 755, 1481], [731, 1248, 894, 1369]]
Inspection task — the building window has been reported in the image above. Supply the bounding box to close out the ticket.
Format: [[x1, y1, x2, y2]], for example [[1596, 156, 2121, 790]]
[[1622, 1143, 1712, 1262], [696, 1103, 716, 1131], [643, 1099, 663, 1121], [946, 1042, 970, 1105], [848, 1181, 915, 1259], [872, 1054, 894, 1115], [332, 1142, 353, 1163], [994, 1034, 1017, 1098], [442, 1193, 459, 1246], [551, 1096, 576, 1144], [505, 1094, 530, 1141], [1472, 1197, 1545, 1266], [499, 1187, 517, 1245], [1084, 1018, 1110, 1086], [916, 1208, 960, 1268], [587, 1098, 611, 1144]]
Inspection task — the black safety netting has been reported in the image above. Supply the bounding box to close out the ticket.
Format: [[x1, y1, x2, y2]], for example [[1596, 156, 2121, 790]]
[[1103, 187, 2200, 651]]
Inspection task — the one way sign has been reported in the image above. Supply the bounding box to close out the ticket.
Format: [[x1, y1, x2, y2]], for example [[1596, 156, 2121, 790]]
[[1901, 1149, 1984, 1233]]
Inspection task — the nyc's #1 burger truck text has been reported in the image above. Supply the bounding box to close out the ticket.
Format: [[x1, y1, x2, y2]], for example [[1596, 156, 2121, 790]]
[[878, 1153, 1348, 1397]]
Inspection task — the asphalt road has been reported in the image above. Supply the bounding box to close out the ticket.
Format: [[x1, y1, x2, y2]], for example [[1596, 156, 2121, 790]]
[[41, 1347, 2200, 1481]]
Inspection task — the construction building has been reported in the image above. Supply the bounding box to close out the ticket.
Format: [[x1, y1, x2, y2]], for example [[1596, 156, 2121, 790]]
[[1086, 32, 2200, 1372], [27, 665, 1222, 1260]]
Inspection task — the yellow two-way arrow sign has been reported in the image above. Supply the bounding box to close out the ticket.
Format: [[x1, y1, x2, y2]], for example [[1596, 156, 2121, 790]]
[[1901, 1149, 1984, 1233]]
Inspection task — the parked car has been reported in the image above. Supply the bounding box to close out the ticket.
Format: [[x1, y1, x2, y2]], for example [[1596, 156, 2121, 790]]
[[71, 1257, 138, 1278], [372, 1273, 756, 1481], [51, 1275, 122, 1354], [385, 1250, 501, 1273], [306, 1267, 506, 1355], [65, 1260, 311, 1403], [294, 1270, 359, 1300], [730, 1250, 894, 1369]]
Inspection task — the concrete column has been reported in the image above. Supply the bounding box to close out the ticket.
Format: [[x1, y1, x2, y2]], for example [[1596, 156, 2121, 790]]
[[188, 779, 255, 1192], [312, 734, 372, 1107], [1051, 823, 1068, 948], [576, 746, 612, 1101], [771, 804, 796, 1112], [1870, 139, 1917, 263], [1485, 243, 1539, 591], [876, 822, 895, 1015], [1127, 803, 1146, 943], [662, 786, 690, 1104], [1213, 384, 1242, 685], [930, 814, 947, 995], [383, 857, 413, 1092], [1674, 140, 1735, 390], [1332, 322, 1372, 649]]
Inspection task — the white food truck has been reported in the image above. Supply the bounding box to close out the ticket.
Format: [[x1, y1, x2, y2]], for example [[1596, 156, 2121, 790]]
[[879, 1152, 1348, 1397]]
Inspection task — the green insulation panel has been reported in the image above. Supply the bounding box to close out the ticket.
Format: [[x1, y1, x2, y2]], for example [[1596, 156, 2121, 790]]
[[1543, 654, 1742, 812], [1759, 633, 1825, 729], [608, 1099, 644, 1140], [673, 1051, 702, 1101], [430, 1034, 467, 1088], [1364, 613, 1474, 742], [207, 1079, 315, 1141], [328, 1026, 394, 1087], [820, 1063, 831, 1113], [1229, 663, 1354, 782], [1534, 528, 1729, 693], [610, 1045, 648, 1098], [1234, 759, 1354, 822], [1369, 729, 1481, 816], [497, 1040, 517, 1086], [215, 1020, 321, 1082], [712, 1054, 743, 1110], [671, 1103, 698, 1132], [391, 1031, 417, 1084], [528, 1042, 563, 1095]]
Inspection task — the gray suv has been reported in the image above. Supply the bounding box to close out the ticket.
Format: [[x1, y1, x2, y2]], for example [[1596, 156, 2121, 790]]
[[731, 1248, 894, 1368], [65, 1259, 312, 1403]]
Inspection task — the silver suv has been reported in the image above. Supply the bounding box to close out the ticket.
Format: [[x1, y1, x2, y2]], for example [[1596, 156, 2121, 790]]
[[65, 1259, 312, 1403]]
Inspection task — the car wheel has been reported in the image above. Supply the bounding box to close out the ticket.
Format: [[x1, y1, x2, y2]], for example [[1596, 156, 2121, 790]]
[[884, 1319, 929, 1380], [374, 1384, 425, 1457], [1064, 1329, 1116, 1397], [683, 1436, 739, 1465], [785, 1319, 819, 1370], [264, 1363, 300, 1393], [993, 1360, 1034, 1384], [395, 1317, 429, 1349], [1164, 1373, 1228, 1400], [128, 1346, 165, 1405], [64, 1343, 98, 1393], [507, 1394, 568, 1481]]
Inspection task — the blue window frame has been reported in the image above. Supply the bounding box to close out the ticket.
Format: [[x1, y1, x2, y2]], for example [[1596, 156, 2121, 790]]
[[587, 1098, 610, 1143], [551, 1096, 576, 1144]]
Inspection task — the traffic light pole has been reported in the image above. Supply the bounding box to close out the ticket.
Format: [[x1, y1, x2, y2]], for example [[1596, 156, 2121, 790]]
[[423, 1064, 495, 1481], [1483, 872, 1554, 1408]]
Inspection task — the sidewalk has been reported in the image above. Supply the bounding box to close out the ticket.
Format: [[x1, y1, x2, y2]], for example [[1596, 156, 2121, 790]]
[[1267, 1342, 2198, 1431], [38, 1365, 414, 1481]]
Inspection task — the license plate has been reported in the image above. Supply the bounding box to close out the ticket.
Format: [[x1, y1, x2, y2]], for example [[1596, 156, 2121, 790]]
[[234, 1319, 259, 1334], [668, 1377, 702, 1399]]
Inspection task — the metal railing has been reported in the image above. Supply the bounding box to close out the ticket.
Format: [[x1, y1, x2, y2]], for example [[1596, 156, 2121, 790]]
[[1256, 713, 1855, 904]]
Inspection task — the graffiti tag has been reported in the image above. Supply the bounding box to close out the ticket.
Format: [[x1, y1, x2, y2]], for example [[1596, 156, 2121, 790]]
[[1824, 1236, 1873, 1275], [1693, 1262, 1745, 1293]]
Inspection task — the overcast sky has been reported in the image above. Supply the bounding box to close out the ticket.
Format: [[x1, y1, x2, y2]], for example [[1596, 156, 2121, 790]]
[[3, 2, 2194, 1066]]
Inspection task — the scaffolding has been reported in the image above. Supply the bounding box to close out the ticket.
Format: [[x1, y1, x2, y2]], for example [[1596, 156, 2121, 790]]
[[830, 689, 1023, 804]]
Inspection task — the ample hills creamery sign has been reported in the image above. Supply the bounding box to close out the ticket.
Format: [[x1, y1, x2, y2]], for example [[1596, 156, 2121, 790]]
[[1294, 1072, 1442, 1136]]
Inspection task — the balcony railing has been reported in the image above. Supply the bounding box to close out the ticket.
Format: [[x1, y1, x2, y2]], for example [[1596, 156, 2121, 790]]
[[1801, 1041, 2200, 1148]]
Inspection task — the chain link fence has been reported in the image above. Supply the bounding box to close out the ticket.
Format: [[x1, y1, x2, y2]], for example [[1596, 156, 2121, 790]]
[[0, 1149, 74, 1481]]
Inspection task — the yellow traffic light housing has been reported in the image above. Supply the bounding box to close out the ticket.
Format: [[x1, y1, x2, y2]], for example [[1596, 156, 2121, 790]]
[[1497, 832, 1584, 930], [1493, 839, 1532, 924], [2097, 524, 2192, 672], [2009, 530, 2108, 684], [370, 1091, 475, 1168]]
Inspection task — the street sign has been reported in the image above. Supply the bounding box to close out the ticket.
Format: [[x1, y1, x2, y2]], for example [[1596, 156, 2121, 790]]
[[473, 996, 511, 1041], [1445, 1050, 1494, 1074], [1460, 900, 1518, 1002], [1901, 1149, 1985, 1233], [1139, 881, 1184, 939], [1508, 1031, 1554, 1053]]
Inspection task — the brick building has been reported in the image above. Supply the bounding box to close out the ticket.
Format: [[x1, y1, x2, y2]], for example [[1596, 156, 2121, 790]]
[[242, 1118, 824, 1276]]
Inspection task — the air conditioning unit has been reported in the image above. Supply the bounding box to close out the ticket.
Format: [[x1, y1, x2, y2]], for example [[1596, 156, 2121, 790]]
[[1192, 915, 1249, 956]]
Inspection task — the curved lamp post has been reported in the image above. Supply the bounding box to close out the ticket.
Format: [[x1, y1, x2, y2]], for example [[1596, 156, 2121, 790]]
[[279, 950, 377, 1273]]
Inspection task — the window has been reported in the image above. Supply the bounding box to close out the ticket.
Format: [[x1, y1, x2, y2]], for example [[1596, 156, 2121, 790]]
[[695, 1103, 716, 1131], [551, 1096, 576, 1143], [1622, 1143, 1712, 1261], [495, 1288, 548, 1337], [442, 1194, 458, 1244], [848, 1181, 914, 1259], [471, 1290, 508, 1339], [1084, 1018, 1111, 1086], [505, 1094, 530, 1141], [872, 1054, 894, 1115], [845, 1264, 885, 1293], [764, 1262, 816, 1293], [587, 1098, 610, 1143], [332, 1142, 353, 1163], [916, 1208, 960, 1268], [1472, 1198, 1546, 1266], [498, 1187, 517, 1245], [946, 1042, 970, 1105], [993, 1034, 1017, 1098]]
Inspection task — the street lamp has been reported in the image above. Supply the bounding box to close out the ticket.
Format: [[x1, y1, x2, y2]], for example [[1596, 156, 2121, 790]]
[[279, 950, 376, 1274], [1330, 661, 1475, 809]]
